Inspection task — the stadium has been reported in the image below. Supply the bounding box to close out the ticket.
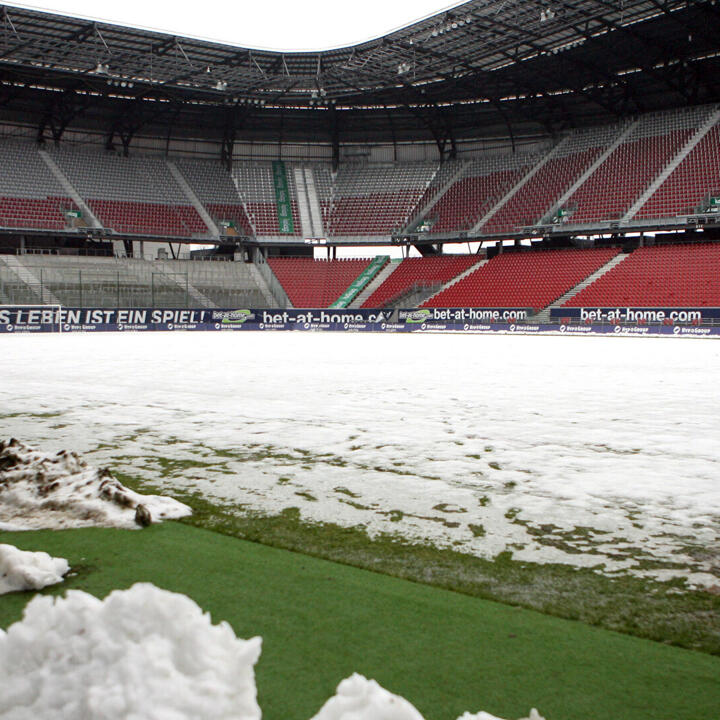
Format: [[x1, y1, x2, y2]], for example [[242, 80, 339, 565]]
[[1, 2, 719, 719]]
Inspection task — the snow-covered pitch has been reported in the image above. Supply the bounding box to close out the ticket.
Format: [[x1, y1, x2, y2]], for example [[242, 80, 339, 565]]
[[1, 332, 718, 588]]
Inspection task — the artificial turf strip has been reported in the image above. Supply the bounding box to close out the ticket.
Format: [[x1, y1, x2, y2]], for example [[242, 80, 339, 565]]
[[1, 524, 719, 720]]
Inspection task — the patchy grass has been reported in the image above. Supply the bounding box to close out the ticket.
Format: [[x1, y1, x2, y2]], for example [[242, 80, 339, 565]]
[[2, 523, 720, 720], [116, 474, 720, 656], [334, 486, 361, 499]]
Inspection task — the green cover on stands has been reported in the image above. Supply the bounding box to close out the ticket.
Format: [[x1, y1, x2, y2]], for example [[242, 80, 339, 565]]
[[330, 256, 390, 309], [272, 161, 294, 234]]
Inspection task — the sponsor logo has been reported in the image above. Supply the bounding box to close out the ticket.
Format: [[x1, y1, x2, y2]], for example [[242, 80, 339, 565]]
[[213, 309, 255, 324], [405, 309, 432, 324], [675, 326, 711, 335]]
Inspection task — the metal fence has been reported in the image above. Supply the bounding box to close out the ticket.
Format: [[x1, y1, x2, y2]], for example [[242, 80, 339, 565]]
[[0, 264, 267, 309]]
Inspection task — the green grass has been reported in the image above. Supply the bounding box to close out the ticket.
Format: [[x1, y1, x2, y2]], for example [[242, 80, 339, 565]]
[[133, 484, 719, 656], [2, 523, 719, 720]]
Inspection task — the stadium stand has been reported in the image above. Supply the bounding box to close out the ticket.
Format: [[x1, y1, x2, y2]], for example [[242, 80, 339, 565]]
[[50, 148, 209, 237], [481, 125, 624, 234], [633, 123, 720, 221], [559, 108, 711, 225], [175, 159, 253, 236], [267, 257, 371, 307], [361, 255, 481, 308], [231, 161, 301, 236], [564, 243, 720, 308], [402, 160, 466, 236], [0, 140, 77, 231], [326, 163, 438, 237], [424, 248, 620, 311], [423, 153, 540, 234]]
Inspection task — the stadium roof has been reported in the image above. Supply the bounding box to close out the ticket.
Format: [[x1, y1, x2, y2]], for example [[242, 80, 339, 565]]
[[0, 1, 719, 148]]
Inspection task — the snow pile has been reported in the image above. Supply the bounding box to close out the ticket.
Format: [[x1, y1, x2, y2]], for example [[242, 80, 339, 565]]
[[0, 544, 69, 595], [0, 583, 262, 720], [312, 674, 544, 720], [310, 674, 425, 720], [0, 438, 191, 530]]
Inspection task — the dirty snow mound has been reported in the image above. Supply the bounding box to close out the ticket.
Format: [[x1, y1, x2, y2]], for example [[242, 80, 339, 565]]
[[0, 583, 262, 720], [0, 544, 69, 594], [0, 438, 191, 530]]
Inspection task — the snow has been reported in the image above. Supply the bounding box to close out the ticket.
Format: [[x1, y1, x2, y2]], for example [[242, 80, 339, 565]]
[[311, 674, 544, 720], [0, 583, 541, 720], [0, 583, 262, 720], [1, 332, 718, 587], [311, 674, 425, 720], [0, 438, 191, 530], [0, 544, 69, 594]]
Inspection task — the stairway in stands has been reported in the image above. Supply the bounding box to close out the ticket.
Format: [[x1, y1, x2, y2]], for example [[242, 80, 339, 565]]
[[533, 252, 630, 322], [0, 255, 61, 305], [350, 261, 399, 308], [422, 258, 489, 305]]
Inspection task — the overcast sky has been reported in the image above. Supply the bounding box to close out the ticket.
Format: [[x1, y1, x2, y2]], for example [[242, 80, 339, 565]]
[[14, 0, 467, 51]]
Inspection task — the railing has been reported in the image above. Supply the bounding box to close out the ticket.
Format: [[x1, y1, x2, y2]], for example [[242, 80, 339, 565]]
[[12, 247, 114, 257], [0, 264, 262, 309], [380, 282, 443, 309]]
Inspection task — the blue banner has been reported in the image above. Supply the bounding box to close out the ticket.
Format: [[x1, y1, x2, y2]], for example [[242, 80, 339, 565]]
[[1, 306, 719, 337], [550, 307, 720, 324]]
